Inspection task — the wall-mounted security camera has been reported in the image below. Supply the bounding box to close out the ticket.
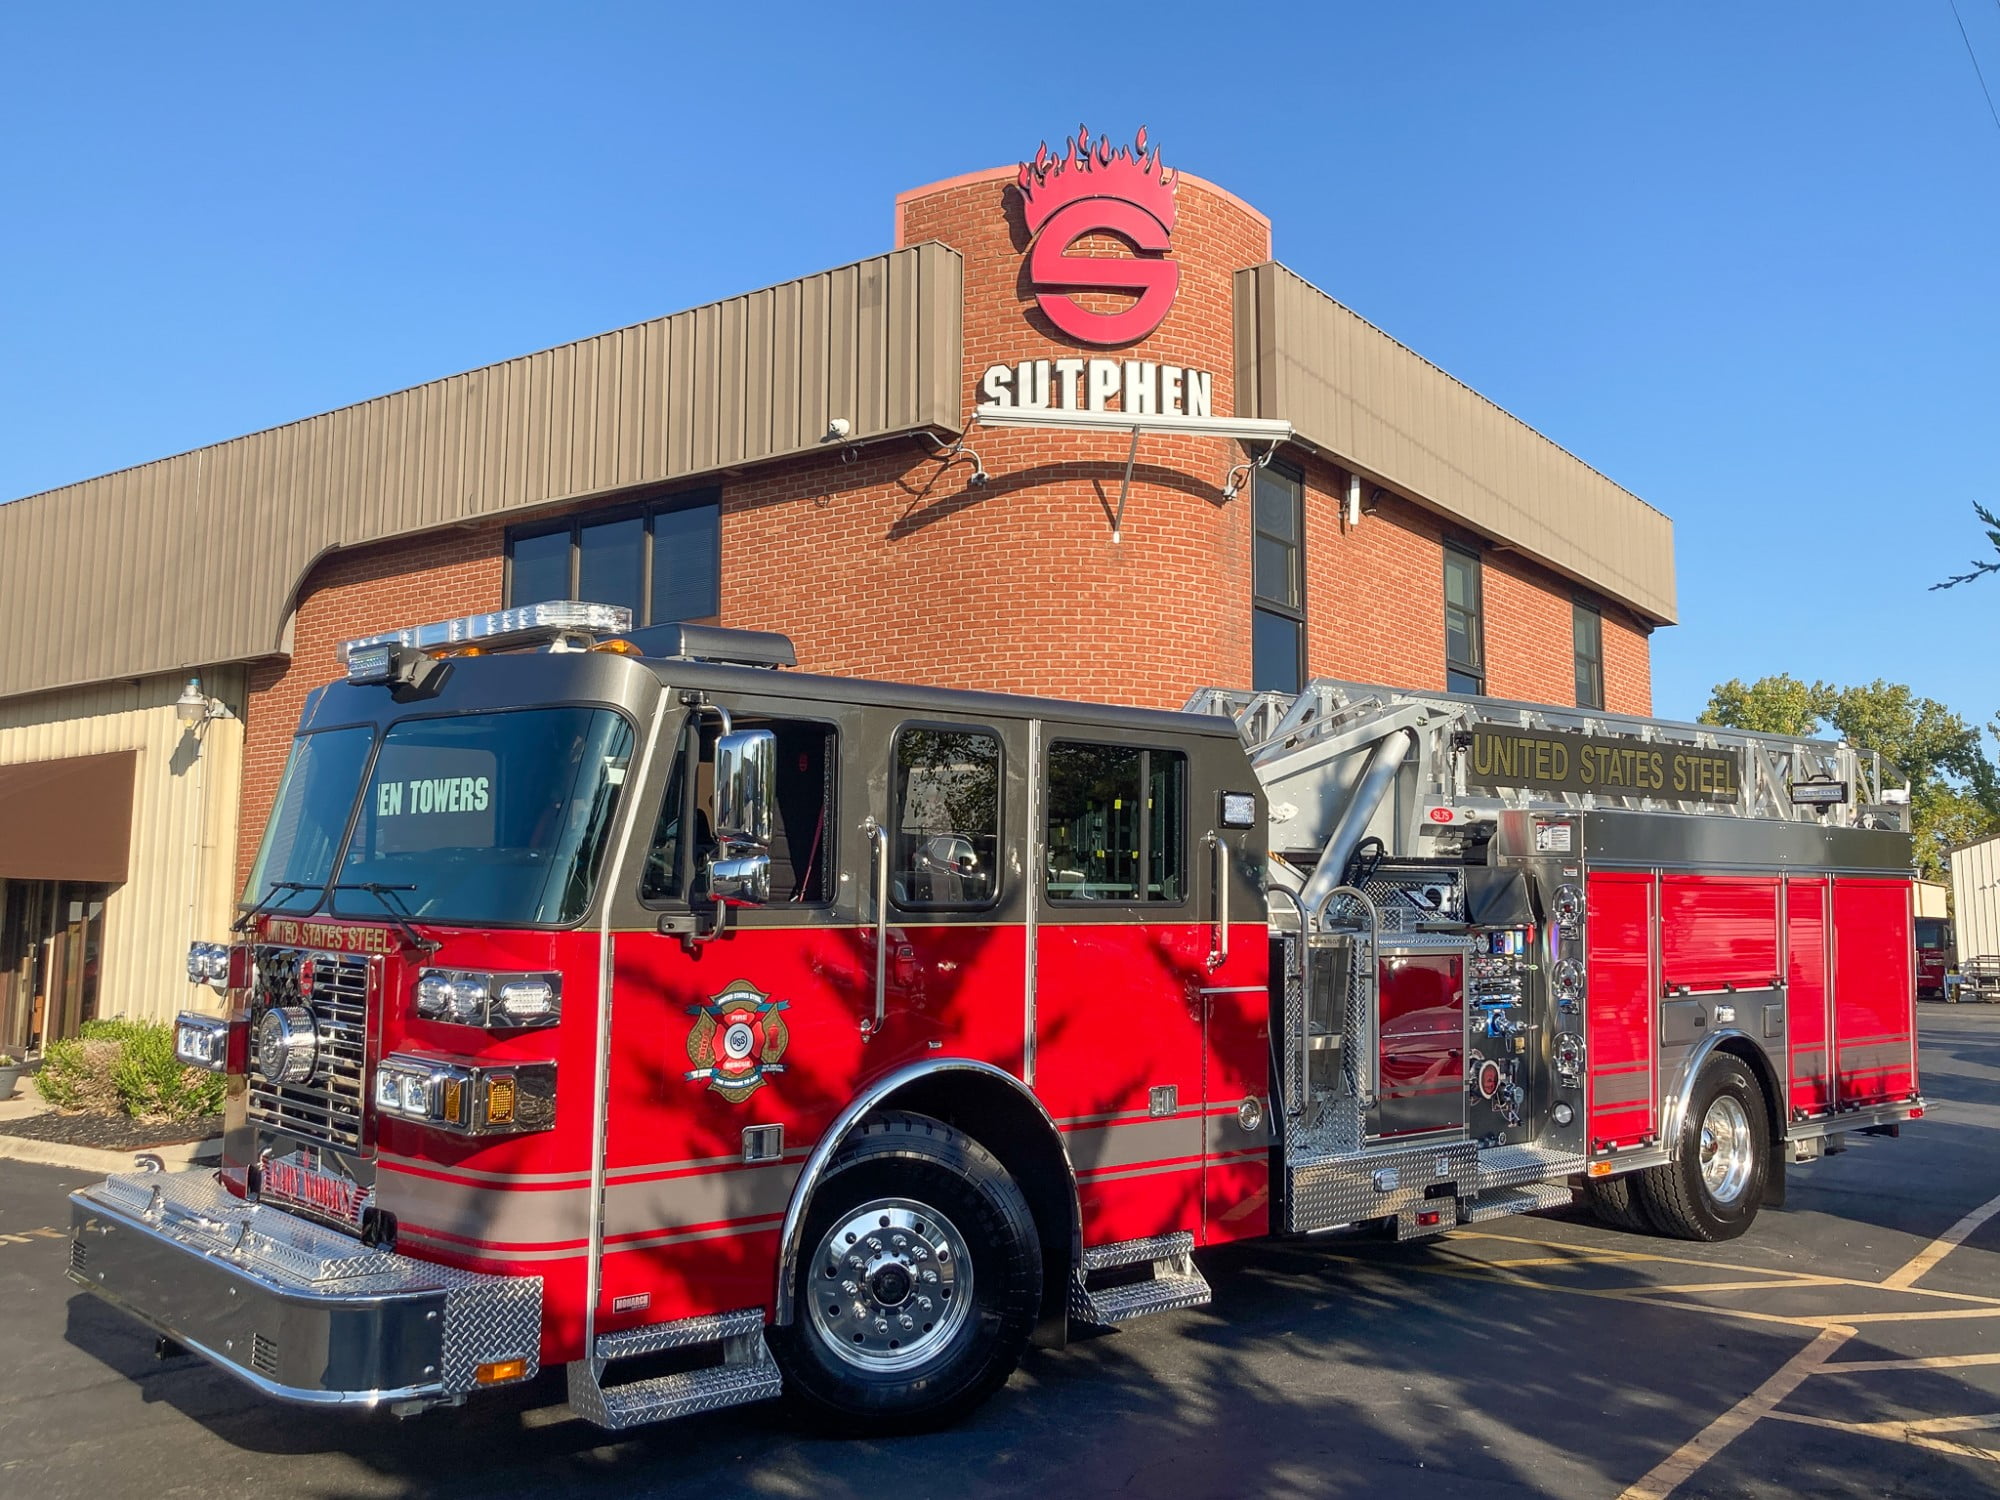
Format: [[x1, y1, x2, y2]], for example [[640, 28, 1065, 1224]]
[[825, 417, 852, 440]]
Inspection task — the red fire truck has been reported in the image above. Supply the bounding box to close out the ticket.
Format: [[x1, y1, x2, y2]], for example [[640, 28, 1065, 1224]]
[[68, 604, 1923, 1433]]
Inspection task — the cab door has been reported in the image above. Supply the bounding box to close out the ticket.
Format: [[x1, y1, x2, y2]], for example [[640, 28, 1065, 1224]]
[[1030, 725, 1209, 1246], [596, 698, 877, 1332]]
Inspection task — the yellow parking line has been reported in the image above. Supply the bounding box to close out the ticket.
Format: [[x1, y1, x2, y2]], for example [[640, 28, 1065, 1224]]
[[1883, 1189, 2000, 1289], [1820, 1352, 2000, 1374], [1618, 1185, 2000, 1497], [1454, 1231, 2000, 1306], [1621, 1277, 1834, 1295], [1796, 1307, 2000, 1327], [1617, 1326, 1857, 1500], [1764, 1409, 2000, 1463]]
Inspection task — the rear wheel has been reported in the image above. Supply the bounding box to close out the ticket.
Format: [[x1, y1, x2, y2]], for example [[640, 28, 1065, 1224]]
[[1637, 1054, 1770, 1242], [772, 1112, 1042, 1434], [1585, 1172, 1655, 1234]]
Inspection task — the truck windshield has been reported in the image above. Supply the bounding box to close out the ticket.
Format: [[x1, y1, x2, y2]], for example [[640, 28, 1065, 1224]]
[[243, 707, 637, 928], [334, 707, 636, 926], [242, 726, 377, 916]]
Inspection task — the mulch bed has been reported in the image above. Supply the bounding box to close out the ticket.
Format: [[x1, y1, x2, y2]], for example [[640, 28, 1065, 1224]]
[[0, 1110, 221, 1150]]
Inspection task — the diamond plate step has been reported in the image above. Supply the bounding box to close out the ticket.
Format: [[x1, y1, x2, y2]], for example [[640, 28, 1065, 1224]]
[[568, 1307, 781, 1429], [1460, 1179, 1576, 1223], [1083, 1231, 1195, 1273], [1070, 1231, 1212, 1327], [1474, 1143, 1584, 1191], [596, 1360, 784, 1428]]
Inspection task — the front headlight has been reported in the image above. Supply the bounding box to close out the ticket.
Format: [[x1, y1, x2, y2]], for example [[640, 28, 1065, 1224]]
[[185, 941, 233, 992], [413, 970, 562, 1029], [373, 1052, 556, 1136], [174, 1012, 233, 1073]]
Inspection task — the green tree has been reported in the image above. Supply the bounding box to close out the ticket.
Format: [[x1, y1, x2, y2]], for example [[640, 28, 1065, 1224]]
[[1931, 502, 2000, 591], [1701, 675, 2000, 881], [1700, 675, 1832, 737]]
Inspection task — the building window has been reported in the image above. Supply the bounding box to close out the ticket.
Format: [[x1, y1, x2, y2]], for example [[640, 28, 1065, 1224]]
[[1252, 466, 1304, 693], [1044, 742, 1187, 903], [505, 489, 720, 625], [1573, 601, 1605, 710], [1444, 544, 1485, 695]]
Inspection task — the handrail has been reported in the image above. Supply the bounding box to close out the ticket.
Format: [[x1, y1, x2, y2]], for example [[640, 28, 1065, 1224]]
[[861, 817, 889, 1041], [1312, 882, 1381, 1112], [1268, 887, 1309, 1117]]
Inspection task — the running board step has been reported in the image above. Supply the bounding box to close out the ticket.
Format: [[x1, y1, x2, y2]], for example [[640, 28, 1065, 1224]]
[[567, 1307, 782, 1429], [1460, 1179, 1576, 1224], [1069, 1232, 1212, 1328]]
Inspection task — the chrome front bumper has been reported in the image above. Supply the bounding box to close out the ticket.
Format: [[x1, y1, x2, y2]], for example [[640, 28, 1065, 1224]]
[[69, 1170, 542, 1407]]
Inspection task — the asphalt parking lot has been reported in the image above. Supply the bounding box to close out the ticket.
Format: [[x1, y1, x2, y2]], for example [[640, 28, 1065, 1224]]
[[4, 1005, 1998, 1500]]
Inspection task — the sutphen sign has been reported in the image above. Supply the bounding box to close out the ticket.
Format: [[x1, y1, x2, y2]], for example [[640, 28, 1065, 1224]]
[[980, 126, 1218, 420], [980, 357, 1211, 417], [1464, 726, 1743, 805]]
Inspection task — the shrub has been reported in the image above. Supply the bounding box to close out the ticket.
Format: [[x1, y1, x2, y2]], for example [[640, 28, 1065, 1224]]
[[110, 1021, 225, 1121], [34, 1019, 223, 1122], [35, 1037, 124, 1112]]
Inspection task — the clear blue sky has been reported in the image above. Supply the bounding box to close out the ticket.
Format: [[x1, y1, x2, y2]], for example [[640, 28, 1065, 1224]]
[[3, 4, 1996, 730]]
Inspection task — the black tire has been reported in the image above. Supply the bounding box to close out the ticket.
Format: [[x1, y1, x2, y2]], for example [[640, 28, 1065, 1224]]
[[772, 1111, 1042, 1434], [1636, 1054, 1770, 1242], [1585, 1172, 1656, 1234]]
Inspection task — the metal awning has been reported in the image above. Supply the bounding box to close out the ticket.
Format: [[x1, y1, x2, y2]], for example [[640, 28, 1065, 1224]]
[[974, 407, 1295, 542], [0, 750, 137, 884]]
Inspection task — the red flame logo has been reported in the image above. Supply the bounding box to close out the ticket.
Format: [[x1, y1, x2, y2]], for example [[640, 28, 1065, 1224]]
[[1015, 125, 1180, 347]]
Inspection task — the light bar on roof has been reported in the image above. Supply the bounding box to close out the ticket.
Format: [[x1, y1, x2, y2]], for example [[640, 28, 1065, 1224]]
[[339, 601, 634, 665]]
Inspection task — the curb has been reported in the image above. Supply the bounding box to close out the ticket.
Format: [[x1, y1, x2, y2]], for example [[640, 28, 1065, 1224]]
[[0, 1131, 222, 1177]]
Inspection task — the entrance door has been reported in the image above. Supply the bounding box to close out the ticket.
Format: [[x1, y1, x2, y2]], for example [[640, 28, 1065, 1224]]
[[0, 880, 107, 1050]]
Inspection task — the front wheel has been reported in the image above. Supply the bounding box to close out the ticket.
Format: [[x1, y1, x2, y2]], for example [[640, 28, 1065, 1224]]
[[772, 1112, 1042, 1434], [1636, 1054, 1770, 1242]]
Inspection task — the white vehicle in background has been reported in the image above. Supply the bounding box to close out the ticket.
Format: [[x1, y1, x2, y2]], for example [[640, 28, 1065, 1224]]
[[1948, 832, 2000, 1002]]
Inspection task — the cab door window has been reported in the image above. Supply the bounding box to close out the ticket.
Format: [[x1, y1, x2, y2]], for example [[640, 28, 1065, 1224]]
[[891, 727, 1001, 909], [641, 716, 836, 904], [1045, 742, 1187, 903]]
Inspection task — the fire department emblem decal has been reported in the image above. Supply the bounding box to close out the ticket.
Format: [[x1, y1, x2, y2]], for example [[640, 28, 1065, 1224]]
[[685, 981, 790, 1103]]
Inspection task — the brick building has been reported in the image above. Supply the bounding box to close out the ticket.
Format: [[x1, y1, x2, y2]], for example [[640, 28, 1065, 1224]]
[[0, 129, 1675, 1040]]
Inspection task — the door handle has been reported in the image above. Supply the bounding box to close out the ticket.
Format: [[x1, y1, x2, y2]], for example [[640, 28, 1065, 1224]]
[[1207, 831, 1229, 971], [862, 817, 888, 1041]]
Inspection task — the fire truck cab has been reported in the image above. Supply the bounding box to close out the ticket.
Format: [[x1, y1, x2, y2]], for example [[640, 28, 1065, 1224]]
[[68, 603, 1923, 1434]]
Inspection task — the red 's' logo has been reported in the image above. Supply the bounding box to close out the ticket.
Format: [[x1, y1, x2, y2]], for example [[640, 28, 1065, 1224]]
[[1016, 125, 1180, 347]]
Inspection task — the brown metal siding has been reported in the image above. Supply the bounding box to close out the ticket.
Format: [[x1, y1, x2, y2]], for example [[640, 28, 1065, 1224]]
[[1234, 262, 1678, 624], [0, 244, 964, 702]]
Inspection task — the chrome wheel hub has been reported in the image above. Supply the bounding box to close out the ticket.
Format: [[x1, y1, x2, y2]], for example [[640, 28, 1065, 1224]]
[[806, 1197, 970, 1373], [1698, 1094, 1754, 1204]]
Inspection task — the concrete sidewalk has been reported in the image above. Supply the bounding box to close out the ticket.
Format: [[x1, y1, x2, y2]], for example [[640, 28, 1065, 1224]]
[[0, 1072, 220, 1174]]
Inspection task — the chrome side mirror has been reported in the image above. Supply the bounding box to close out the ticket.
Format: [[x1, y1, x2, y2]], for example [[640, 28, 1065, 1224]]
[[710, 728, 775, 907], [714, 729, 775, 850], [709, 852, 772, 907]]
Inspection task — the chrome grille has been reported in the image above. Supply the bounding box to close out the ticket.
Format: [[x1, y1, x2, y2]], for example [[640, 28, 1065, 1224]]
[[247, 947, 369, 1150]]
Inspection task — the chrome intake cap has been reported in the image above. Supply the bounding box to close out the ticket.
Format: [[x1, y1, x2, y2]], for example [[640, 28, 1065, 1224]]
[[254, 1005, 321, 1086]]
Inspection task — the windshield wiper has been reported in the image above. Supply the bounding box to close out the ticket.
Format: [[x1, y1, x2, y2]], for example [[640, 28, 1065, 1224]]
[[328, 882, 440, 955], [233, 879, 320, 935]]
